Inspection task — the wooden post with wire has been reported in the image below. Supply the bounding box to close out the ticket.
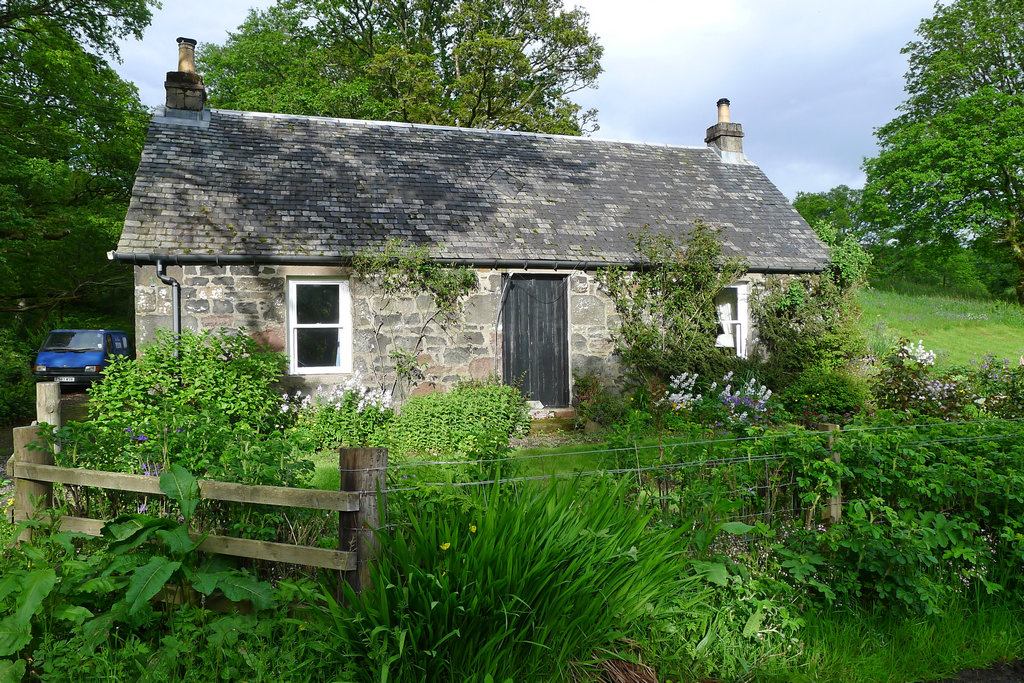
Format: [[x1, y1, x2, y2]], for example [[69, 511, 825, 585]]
[[820, 423, 841, 523], [338, 447, 387, 599]]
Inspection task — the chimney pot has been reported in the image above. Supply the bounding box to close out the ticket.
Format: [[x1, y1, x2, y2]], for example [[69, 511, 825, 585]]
[[716, 98, 731, 123], [165, 37, 206, 112], [176, 37, 198, 74], [705, 98, 744, 162]]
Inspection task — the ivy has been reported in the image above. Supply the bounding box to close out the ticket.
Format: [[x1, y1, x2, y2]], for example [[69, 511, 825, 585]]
[[352, 239, 477, 400]]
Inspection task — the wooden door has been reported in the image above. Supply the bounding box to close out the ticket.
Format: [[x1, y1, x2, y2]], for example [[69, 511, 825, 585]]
[[502, 275, 569, 407]]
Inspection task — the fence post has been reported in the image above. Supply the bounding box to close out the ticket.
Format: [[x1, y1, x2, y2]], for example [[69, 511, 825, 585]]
[[12, 424, 52, 541], [36, 381, 61, 429], [339, 447, 387, 599], [820, 423, 841, 523]]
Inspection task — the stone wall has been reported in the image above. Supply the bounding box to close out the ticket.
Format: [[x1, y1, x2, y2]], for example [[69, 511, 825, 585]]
[[133, 265, 623, 404]]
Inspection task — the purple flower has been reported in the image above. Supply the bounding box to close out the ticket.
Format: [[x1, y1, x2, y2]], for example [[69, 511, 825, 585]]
[[125, 427, 132, 433], [135, 434, 149, 442], [137, 503, 148, 514], [141, 463, 162, 477]]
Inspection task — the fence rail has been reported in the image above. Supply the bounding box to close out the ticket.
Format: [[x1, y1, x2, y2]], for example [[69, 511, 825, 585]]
[[6, 383, 385, 591]]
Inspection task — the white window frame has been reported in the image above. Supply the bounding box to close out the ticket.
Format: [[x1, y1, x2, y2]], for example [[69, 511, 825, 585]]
[[714, 283, 750, 359], [287, 277, 353, 374]]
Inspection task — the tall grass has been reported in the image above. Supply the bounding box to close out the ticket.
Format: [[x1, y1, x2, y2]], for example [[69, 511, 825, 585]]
[[859, 284, 1024, 367], [312, 478, 703, 682], [757, 589, 1024, 682]]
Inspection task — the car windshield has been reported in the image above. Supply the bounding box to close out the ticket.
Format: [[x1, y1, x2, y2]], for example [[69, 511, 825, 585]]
[[41, 331, 104, 351]]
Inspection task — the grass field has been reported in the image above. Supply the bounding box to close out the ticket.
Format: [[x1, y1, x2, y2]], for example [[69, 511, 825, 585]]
[[859, 283, 1024, 368]]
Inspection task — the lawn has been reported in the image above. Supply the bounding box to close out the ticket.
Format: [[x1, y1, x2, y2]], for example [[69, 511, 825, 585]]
[[859, 284, 1024, 367]]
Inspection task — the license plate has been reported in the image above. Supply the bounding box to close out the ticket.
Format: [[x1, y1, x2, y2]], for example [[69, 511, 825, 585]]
[[56, 376, 76, 383]]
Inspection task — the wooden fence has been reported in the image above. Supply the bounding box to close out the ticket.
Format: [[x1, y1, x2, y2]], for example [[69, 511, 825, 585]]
[[6, 383, 386, 593]]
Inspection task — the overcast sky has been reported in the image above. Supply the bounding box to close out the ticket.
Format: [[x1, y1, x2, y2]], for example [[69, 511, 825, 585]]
[[113, 0, 939, 201]]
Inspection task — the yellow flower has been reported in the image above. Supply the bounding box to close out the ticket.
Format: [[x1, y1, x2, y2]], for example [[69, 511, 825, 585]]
[[470, 525, 477, 533], [440, 542, 451, 551]]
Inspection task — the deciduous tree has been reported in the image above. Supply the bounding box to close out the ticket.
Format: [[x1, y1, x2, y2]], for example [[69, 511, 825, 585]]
[[0, 0, 155, 319], [793, 185, 871, 242], [199, 0, 603, 134], [863, 0, 1024, 303]]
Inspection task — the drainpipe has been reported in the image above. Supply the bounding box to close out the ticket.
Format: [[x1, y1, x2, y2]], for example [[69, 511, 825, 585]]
[[155, 260, 181, 335], [493, 273, 515, 373]]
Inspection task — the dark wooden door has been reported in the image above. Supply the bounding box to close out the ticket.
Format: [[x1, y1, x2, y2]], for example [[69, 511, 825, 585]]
[[502, 275, 569, 407]]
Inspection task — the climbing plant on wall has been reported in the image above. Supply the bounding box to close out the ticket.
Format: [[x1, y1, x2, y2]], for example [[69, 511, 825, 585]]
[[352, 239, 477, 401]]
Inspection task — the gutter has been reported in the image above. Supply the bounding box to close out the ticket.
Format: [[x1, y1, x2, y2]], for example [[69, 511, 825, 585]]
[[107, 251, 826, 274]]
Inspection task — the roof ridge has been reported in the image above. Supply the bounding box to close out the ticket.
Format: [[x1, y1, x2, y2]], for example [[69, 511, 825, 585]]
[[185, 107, 710, 152]]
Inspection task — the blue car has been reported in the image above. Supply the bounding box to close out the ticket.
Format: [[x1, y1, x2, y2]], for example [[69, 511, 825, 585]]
[[33, 330, 132, 387]]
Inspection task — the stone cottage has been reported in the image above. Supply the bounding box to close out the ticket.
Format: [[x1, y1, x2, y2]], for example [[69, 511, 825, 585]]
[[112, 38, 829, 408]]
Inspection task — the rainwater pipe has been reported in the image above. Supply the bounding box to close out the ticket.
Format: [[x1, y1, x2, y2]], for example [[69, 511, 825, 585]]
[[493, 273, 515, 373], [155, 260, 182, 336]]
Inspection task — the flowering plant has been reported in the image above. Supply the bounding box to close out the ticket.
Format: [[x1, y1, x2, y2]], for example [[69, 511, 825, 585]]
[[287, 372, 394, 451], [955, 353, 1024, 419], [666, 372, 702, 411], [709, 371, 773, 425], [663, 370, 773, 428], [873, 338, 962, 418]]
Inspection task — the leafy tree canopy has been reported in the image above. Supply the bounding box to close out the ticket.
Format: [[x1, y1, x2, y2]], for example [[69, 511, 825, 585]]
[[793, 185, 871, 242], [863, 0, 1024, 303], [0, 0, 156, 321], [198, 0, 603, 135]]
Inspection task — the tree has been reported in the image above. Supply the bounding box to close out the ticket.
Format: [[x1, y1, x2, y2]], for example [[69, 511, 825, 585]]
[[198, 0, 603, 135], [0, 0, 155, 319], [863, 0, 1024, 303], [792, 185, 872, 242]]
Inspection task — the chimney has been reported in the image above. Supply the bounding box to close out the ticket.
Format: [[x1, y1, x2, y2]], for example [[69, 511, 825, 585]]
[[705, 98, 745, 162], [164, 37, 206, 111]]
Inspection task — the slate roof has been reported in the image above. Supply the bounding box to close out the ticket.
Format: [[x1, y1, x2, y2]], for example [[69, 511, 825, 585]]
[[118, 108, 829, 272]]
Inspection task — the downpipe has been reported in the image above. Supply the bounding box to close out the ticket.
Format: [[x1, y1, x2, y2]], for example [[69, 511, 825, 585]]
[[155, 260, 182, 336]]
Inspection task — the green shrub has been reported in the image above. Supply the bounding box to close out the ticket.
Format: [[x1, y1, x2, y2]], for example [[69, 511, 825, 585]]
[[88, 329, 285, 432], [571, 369, 627, 428], [55, 408, 313, 488], [778, 368, 869, 423], [0, 328, 34, 425], [780, 416, 1024, 613], [596, 222, 746, 384], [318, 479, 696, 681], [752, 275, 865, 385], [385, 375, 531, 459], [53, 329, 311, 490]]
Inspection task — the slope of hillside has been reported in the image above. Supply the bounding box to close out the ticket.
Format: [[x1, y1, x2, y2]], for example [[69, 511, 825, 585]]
[[859, 286, 1024, 368]]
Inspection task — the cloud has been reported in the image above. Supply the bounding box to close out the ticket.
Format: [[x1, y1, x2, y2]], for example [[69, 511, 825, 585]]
[[116, 0, 274, 107], [113, 0, 937, 199]]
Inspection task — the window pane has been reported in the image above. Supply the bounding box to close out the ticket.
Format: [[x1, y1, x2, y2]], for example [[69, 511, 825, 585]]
[[42, 331, 103, 351], [296, 284, 339, 324], [297, 328, 340, 368]]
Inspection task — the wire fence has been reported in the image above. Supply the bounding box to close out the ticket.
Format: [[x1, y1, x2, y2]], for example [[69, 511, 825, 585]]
[[373, 416, 1024, 533], [354, 415, 1024, 477]]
